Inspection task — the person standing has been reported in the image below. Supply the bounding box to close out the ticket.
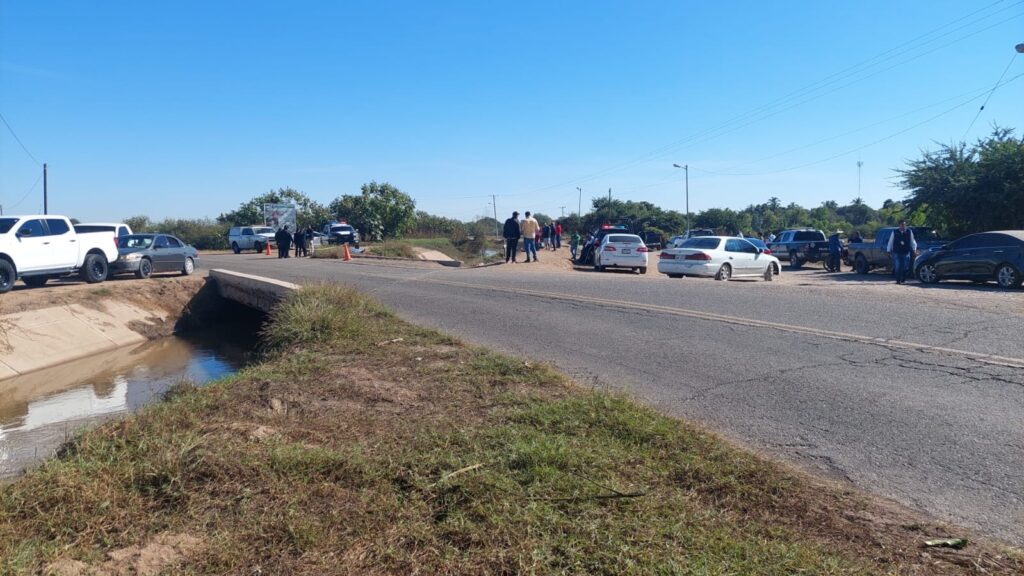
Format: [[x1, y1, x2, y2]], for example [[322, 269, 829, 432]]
[[827, 230, 843, 272], [520, 211, 540, 262], [541, 223, 550, 250], [553, 221, 562, 250], [293, 226, 306, 257], [503, 211, 522, 263], [304, 226, 314, 256], [886, 220, 917, 284], [275, 225, 293, 259], [570, 229, 580, 260]]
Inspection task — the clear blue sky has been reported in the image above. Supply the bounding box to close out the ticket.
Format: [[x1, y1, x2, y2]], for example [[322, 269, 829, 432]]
[[2, 0, 1022, 223]]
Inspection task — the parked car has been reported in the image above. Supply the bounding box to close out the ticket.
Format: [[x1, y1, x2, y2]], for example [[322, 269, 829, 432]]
[[110, 234, 199, 278], [325, 223, 360, 246], [914, 230, 1024, 288], [767, 229, 827, 268], [228, 226, 276, 254], [73, 222, 134, 247], [848, 227, 945, 274], [0, 215, 120, 293], [658, 236, 780, 281], [592, 233, 649, 274]]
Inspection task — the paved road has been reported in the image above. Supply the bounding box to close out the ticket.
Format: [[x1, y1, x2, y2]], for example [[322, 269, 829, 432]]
[[204, 254, 1024, 544]]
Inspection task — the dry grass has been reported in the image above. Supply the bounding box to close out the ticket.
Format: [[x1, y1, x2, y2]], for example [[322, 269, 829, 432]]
[[0, 285, 1020, 574]]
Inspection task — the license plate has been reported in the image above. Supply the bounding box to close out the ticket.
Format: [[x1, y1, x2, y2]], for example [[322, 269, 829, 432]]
[[622, 248, 631, 254]]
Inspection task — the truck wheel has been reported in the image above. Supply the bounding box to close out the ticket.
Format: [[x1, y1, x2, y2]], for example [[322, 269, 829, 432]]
[[854, 254, 869, 275], [136, 258, 153, 279], [231, 242, 241, 254], [254, 241, 264, 253], [788, 252, 802, 270], [0, 260, 16, 293], [182, 257, 195, 276], [80, 253, 108, 284], [23, 276, 48, 288]]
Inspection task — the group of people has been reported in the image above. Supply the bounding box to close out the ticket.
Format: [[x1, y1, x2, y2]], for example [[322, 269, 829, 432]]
[[824, 221, 918, 284], [273, 225, 318, 258], [501, 211, 565, 263]]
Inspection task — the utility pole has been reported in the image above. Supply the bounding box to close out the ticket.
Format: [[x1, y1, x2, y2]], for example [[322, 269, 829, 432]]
[[673, 163, 689, 233], [857, 160, 863, 200], [576, 187, 582, 218], [608, 188, 611, 202], [559, 206, 565, 218], [43, 163, 48, 214], [491, 194, 499, 237]]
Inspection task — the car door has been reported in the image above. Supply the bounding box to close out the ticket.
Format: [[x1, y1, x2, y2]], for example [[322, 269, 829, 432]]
[[45, 218, 79, 268], [935, 235, 979, 279], [241, 228, 254, 249], [14, 219, 52, 272], [723, 239, 755, 274], [163, 236, 186, 271], [151, 235, 173, 272], [964, 233, 1008, 278]]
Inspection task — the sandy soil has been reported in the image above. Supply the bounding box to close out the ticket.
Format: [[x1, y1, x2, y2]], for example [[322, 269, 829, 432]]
[[0, 272, 207, 316]]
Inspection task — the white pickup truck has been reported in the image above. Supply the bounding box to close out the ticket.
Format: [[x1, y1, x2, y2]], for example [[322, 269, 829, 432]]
[[0, 215, 121, 293]]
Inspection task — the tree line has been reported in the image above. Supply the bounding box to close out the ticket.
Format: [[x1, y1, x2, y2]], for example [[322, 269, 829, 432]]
[[119, 128, 1021, 249]]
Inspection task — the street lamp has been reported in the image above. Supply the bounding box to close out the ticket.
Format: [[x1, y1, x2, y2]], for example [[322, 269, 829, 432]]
[[672, 163, 689, 233], [576, 187, 582, 218]]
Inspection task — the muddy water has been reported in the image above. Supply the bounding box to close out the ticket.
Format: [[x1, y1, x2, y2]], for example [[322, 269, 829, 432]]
[[0, 331, 252, 479]]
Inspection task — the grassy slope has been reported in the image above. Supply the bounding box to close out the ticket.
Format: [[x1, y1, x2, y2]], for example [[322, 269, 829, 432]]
[[1, 285, 1020, 574]]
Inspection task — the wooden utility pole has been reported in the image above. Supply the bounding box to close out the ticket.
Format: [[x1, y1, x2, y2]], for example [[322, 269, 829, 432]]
[[43, 163, 48, 214], [491, 194, 499, 237]]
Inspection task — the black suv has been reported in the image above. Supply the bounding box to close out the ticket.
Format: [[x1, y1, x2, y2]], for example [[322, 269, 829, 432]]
[[768, 229, 827, 269]]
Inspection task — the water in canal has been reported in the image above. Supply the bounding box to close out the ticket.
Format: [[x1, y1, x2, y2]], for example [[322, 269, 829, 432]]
[[0, 328, 255, 480]]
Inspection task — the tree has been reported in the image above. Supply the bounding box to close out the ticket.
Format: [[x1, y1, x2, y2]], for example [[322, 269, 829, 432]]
[[217, 187, 331, 231], [124, 215, 152, 232], [329, 181, 416, 240], [899, 127, 1024, 236]]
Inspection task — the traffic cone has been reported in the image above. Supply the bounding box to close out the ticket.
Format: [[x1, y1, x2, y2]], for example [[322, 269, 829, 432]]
[[266, 241, 271, 256], [343, 243, 352, 261]]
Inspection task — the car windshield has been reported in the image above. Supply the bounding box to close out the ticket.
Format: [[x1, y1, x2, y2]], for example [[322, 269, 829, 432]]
[[255, 227, 274, 234], [0, 218, 19, 234], [118, 235, 154, 249], [331, 226, 354, 233], [680, 237, 721, 249], [607, 235, 641, 243]]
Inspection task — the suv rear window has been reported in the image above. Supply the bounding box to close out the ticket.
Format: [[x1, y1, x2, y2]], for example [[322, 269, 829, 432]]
[[680, 237, 721, 249], [254, 227, 274, 234], [794, 231, 825, 241]]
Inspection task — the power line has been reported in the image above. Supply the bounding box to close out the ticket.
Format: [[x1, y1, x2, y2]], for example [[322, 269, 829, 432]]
[[961, 51, 1019, 139], [0, 111, 42, 167], [8, 172, 43, 211]]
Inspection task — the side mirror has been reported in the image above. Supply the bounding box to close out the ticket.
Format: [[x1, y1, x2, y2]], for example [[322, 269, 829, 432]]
[[17, 227, 32, 237]]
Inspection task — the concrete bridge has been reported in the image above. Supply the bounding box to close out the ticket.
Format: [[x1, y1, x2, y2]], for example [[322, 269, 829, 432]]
[[209, 269, 298, 313]]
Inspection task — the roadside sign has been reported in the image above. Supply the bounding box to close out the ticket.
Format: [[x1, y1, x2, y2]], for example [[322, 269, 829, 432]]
[[263, 203, 297, 231]]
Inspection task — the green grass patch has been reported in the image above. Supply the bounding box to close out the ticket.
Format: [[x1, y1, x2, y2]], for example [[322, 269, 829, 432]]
[[0, 285, 1018, 575]]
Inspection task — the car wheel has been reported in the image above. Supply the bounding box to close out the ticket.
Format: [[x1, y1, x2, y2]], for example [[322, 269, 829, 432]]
[[667, 273, 683, 279], [23, 276, 48, 288], [182, 257, 195, 276], [136, 258, 153, 279], [0, 260, 14, 293], [254, 242, 264, 253], [231, 242, 241, 254], [763, 265, 773, 281], [640, 266, 647, 275], [715, 263, 732, 281], [916, 263, 938, 284], [995, 264, 1022, 288], [789, 251, 802, 270], [854, 254, 868, 274], [80, 253, 108, 284]]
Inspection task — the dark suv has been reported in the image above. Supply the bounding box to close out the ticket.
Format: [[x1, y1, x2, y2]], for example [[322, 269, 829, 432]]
[[768, 229, 827, 268]]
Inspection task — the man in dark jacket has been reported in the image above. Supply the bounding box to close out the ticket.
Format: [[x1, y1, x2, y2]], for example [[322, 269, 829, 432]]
[[275, 225, 293, 258], [503, 211, 521, 264], [886, 220, 917, 284]]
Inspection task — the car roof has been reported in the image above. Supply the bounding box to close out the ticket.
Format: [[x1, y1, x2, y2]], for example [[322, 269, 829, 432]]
[[76, 222, 128, 226], [989, 230, 1024, 240]]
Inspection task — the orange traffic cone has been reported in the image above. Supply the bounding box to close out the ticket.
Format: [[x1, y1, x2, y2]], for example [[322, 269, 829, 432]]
[[342, 243, 352, 261], [266, 241, 271, 256]]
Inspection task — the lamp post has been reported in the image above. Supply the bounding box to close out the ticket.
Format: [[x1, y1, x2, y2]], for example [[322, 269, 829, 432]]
[[576, 187, 582, 218], [672, 163, 689, 233]]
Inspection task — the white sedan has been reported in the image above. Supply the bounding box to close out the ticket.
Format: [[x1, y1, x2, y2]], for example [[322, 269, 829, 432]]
[[657, 236, 780, 281], [593, 233, 650, 274]]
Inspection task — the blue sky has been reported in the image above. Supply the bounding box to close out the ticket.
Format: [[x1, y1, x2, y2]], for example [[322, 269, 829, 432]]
[[2, 1, 1022, 223]]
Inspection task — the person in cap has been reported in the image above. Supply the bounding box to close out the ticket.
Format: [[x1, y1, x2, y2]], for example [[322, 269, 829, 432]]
[[886, 220, 917, 284], [503, 211, 522, 263]]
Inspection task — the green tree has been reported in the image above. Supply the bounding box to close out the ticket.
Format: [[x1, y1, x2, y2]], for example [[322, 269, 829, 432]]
[[329, 181, 416, 240], [899, 127, 1024, 236], [217, 187, 331, 231]]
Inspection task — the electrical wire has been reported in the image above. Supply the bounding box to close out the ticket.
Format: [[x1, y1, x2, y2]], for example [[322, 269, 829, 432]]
[[961, 51, 1019, 139], [0, 111, 42, 167], [7, 172, 43, 212]]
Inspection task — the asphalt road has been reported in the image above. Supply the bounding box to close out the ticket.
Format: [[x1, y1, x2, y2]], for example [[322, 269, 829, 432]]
[[204, 253, 1024, 545]]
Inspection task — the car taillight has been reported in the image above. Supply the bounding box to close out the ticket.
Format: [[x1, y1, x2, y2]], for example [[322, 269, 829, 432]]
[[113, 235, 118, 249], [763, 248, 772, 255], [685, 252, 712, 261], [603, 246, 616, 251], [659, 252, 675, 259], [637, 246, 649, 253]]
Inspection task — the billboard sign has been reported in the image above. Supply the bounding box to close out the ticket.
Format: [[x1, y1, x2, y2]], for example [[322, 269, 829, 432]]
[[263, 203, 297, 231]]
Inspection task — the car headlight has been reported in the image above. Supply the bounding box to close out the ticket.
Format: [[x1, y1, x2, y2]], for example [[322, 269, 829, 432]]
[[123, 253, 142, 261]]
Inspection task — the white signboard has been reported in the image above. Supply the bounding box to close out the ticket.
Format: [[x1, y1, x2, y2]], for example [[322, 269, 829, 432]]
[[263, 203, 297, 231]]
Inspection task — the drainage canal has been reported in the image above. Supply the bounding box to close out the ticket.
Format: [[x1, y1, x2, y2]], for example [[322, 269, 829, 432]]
[[0, 296, 265, 480]]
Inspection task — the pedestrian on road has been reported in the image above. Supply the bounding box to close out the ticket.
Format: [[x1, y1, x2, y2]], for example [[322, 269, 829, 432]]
[[304, 226, 314, 256], [570, 230, 580, 260], [886, 220, 917, 284], [503, 211, 521, 264], [827, 230, 843, 272], [520, 211, 540, 262], [553, 221, 562, 250], [275, 225, 293, 259], [293, 227, 307, 257], [541, 223, 550, 249]]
